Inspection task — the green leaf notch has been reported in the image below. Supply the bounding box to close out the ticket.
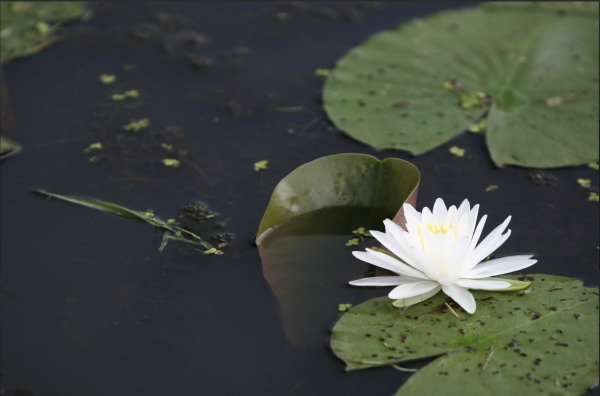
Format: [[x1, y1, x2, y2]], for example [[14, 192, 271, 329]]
[[323, 2, 599, 168], [331, 274, 599, 395], [256, 154, 420, 347]]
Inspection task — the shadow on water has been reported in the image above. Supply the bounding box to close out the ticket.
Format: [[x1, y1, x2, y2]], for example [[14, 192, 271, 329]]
[[258, 206, 391, 348], [1, 2, 598, 396]]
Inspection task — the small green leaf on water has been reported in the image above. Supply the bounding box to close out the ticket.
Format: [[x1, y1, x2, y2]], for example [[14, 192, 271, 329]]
[[577, 178, 592, 188], [35, 21, 50, 35], [459, 91, 487, 109], [88, 155, 99, 163], [352, 227, 372, 237], [345, 238, 360, 247], [442, 80, 455, 91], [275, 12, 288, 21], [161, 143, 173, 150], [123, 118, 150, 132], [315, 68, 330, 78], [112, 90, 138, 101], [485, 184, 498, 192], [124, 89, 139, 98], [83, 142, 103, 152], [162, 158, 180, 168], [203, 247, 217, 255], [254, 159, 269, 172], [140, 209, 155, 217], [588, 161, 599, 171], [588, 192, 599, 202], [338, 303, 353, 312], [468, 118, 487, 133], [99, 74, 116, 84], [449, 146, 465, 158]]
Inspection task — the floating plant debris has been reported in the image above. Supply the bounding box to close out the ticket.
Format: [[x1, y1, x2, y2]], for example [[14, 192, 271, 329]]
[[32, 189, 221, 253]]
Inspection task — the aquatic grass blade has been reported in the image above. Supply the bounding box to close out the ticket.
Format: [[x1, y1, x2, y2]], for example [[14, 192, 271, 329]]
[[32, 189, 213, 250]]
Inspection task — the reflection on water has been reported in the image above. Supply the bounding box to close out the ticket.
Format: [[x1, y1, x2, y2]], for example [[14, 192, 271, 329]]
[[259, 206, 392, 347]]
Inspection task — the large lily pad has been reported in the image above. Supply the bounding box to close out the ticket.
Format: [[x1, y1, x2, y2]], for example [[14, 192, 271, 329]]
[[323, 2, 599, 168], [0, 2, 86, 63], [331, 274, 599, 395], [256, 154, 420, 346]]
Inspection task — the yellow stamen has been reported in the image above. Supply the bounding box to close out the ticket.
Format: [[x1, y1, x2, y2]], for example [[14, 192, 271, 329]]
[[426, 222, 454, 235]]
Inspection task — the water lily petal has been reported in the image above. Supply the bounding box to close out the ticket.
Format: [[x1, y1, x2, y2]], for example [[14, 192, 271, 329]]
[[403, 203, 422, 226], [382, 219, 410, 248], [421, 206, 434, 226], [370, 230, 422, 270], [432, 198, 448, 223], [468, 213, 487, 251], [408, 248, 440, 280], [392, 285, 441, 308], [455, 278, 510, 290], [349, 276, 405, 286], [465, 255, 537, 278], [447, 207, 459, 230], [470, 229, 512, 268], [423, 231, 452, 277], [442, 284, 476, 314], [466, 216, 511, 269], [450, 236, 471, 275], [353, 249, 428, 279], [388, 280, 439, 299], [465, 204, 479, 239], [457, 199, 471, 218]]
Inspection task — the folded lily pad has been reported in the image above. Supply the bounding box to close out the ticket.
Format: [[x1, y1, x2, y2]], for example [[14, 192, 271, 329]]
[[257, 153, 420, 242], [331, 274, 599, 395], [323, 2, 599, 168], [256, 154, 420, 346]]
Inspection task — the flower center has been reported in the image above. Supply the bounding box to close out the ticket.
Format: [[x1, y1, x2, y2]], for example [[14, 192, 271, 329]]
[[426, 222, 454, 235]]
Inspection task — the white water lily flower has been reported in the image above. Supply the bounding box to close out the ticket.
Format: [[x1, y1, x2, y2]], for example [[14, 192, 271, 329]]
[[349, 198, 537, 314]]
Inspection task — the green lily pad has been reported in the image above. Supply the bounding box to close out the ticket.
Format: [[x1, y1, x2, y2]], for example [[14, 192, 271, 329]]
[[256, 154, 420, 346], [256, 153, 420, 242], [331, 274, 599, 395], [0, 2, 86, 63], [323, 2, 599, 168]]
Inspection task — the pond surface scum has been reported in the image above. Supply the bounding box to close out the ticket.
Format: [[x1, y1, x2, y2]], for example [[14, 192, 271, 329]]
[[0, 2, 598, 396]]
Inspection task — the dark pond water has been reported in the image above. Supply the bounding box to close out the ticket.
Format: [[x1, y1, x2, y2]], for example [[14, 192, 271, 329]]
[[1, 2, 598, 395]]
